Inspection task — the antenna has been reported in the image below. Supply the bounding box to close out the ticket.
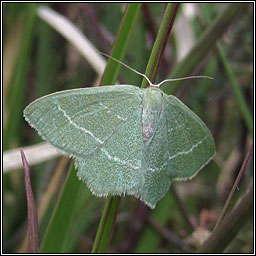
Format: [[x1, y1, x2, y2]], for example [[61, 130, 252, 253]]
[[97, 50, 213, 87]]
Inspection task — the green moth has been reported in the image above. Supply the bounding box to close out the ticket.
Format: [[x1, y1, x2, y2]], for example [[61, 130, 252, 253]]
[[24, 83, 215, 208]]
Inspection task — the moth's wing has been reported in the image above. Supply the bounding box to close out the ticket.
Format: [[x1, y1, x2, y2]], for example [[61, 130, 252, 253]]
[[165, 95, 215, 180], [76, 103, 144, 196], [24, 85, 145, 195], [138, 94, 215, 208], [24, 85, 141, 157]]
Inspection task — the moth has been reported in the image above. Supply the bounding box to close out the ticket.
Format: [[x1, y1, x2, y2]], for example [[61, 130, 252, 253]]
[[24, 52, 215, 208]]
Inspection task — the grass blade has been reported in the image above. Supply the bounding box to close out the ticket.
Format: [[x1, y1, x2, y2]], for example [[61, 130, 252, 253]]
[[20, 149, 39, 253], [91, 197, 121, 253], [141, 3, 180, 88], [100, 3, 142, 86], [40, 164, 82, 253], [3, 3, 37, 150], [217, 45, 253, 135]]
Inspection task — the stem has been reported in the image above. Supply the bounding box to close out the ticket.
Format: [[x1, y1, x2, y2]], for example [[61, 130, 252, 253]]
[[91, 196, 121, 253], [141, 3, 180, 88], [100, 3, 142, 86], [214, 142, 253, 230]]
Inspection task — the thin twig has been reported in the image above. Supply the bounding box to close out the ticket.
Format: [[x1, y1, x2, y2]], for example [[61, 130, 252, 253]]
[[214, 142, 253, 230]]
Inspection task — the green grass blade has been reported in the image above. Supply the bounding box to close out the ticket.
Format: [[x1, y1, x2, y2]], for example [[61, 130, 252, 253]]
[[62, 195, 101, 252], [100, 3, 142, 86], [217, 45, 253, 136], [3, 3, 37, 150], [91, 197, 121, 253], [40, 164, 82, 253], [36, 19, 54, 97], [141, 3, 180, 88]]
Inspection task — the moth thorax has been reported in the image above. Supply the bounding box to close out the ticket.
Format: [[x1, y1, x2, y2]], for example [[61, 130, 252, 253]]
[[142, 88, 164, 144]]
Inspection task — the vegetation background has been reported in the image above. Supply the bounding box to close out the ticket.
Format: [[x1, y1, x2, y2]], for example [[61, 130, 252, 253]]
[[3, 2, 253, 253]]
